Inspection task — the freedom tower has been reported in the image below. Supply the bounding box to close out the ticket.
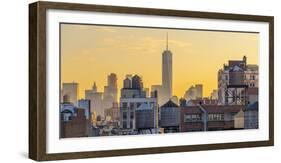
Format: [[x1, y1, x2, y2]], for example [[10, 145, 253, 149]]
[[162, 33, 173, 102]]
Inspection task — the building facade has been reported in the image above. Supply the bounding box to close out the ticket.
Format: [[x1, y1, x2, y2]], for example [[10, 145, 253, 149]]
[[244, 102, 259, 129], [78, 99, 91, 120], [234, 109, 244, 129], [60, 97, 91, 138], [85, 82, 104, 117], [180, 105, 244, 132], [104, 102, 119, 121], [105, 73, 118, 101], [186, 98, 218, 106], [103, 73, 118, 109], [120, 75, 158, 133], [151, 84, 164, 106], [218, 56, 259, 105]]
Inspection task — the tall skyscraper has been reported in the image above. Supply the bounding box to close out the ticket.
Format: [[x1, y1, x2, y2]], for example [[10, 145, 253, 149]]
[[85, 82, 103, 117], [62, 82, 78, 106], [103, 73, 118, 117], [162, 33, 173, 103], [104, 73, 118, 102]]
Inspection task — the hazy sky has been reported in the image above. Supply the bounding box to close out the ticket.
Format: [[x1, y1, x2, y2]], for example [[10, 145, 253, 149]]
[[61, 23, 259, 99]]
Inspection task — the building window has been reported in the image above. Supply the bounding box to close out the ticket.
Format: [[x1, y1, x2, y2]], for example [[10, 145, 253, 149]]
[[184, 114, 201, 122], [122, 102, 127, 108], [123, 112, 127, 119], [251, 75, 255, 80], [137, 102, 141, 107], [130, 103, 134, 109], [208, 114, 224, 121], [191, 115, 197, 121], [122, 121, 127, 128], [184, 115, 191, 122], [130, 112, 134, 119]]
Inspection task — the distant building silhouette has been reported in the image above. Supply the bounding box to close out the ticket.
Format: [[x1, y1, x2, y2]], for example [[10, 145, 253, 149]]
[[62, 82, 78, 106], [104, 73, 118, 102], [184, 84, 203, 100], [85, 82, 103, 117], [121, 75, 146, 98], [132, 75, 143, 90], [210, 89, 218, 100], [151, 33, 174, 106], [162, 33, 173, 104], [123, 77, 132, 89]]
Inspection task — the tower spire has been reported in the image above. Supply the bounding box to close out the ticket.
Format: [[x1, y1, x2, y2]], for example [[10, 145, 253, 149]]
[[92, 82, 97, 92], [166, 32, 169, 50]]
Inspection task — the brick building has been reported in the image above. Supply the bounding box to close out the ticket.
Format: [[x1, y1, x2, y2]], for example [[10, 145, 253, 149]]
[[60, 97, 91, 138], [218, 56, 258, 105], [60, 108, 91, 138], [180, 105, 244, 132]]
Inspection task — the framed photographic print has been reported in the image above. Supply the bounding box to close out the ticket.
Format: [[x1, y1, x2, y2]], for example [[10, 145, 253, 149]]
[[29, 1, 274, 161]]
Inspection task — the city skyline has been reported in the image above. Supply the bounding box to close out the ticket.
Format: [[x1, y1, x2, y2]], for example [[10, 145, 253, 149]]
[[61, 24, 259, 99]]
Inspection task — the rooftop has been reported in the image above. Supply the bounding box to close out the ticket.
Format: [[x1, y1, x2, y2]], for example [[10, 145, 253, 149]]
[[161, 100, 179, 108]]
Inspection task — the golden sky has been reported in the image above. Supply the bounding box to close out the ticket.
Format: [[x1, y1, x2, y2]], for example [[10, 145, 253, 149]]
[[61, 24, 259, 99]]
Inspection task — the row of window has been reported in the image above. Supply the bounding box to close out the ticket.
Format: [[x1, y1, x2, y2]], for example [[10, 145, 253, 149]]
[[183, 114, 201, 122], [248, 83, 256, 87], [208, 114, 224, 121], [123, 112, 229, 123], [123, 112, 134, 119], [222, 75, 257, 81], [183, 113, 225, 122], [121, 102, 155, 108]]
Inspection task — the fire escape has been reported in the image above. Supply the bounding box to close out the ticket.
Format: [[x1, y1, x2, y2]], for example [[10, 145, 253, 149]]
[[225, 84, 248, 105]]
